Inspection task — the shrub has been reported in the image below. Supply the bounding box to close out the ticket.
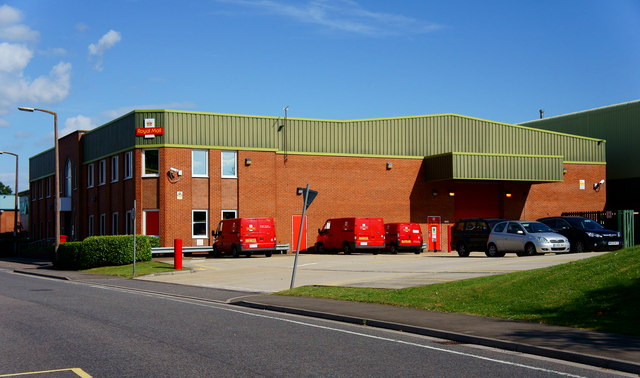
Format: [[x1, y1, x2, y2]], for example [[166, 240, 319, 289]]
[[55, 235, 154, 270]]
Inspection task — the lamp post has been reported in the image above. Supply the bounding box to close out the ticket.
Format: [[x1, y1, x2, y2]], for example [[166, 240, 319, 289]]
[[18, 107, 60, 254], [0, 151, 18, 253]]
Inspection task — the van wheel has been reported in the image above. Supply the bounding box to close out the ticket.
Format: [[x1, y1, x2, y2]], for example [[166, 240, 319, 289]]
[[265, 251, 272, 257], [342, 242, 352, 255], [314, 243, 325, 254], [211, 246, 221, 258], [232, 245, 240, 258], [414, 249, 422, 255], [457, 242, 470, 257], [486, 243, 503, 257], [525, 243, 538, 256], [390, 244, 398, 254]]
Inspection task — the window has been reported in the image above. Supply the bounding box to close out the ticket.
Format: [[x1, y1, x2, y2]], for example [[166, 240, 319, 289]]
[[142, 149, 159, 177], [221, 150, 237, 178], [112, 213, 119, 235], [125, 210, 134, 235], [87, 164, 95, 188], [124, 151, 133, 179], [192, 150, 208, 177], [99, 213, 106, 235], [38, 180, 43, 199], [64, 159, 72, 197], [221, 210, 237, 220], [45, 177, 51, 198], [98, 160, 106, 185], [192, 210, 208, 238], [31, 183, 36, 201], [111, 156, 119, 182], [88, 215, 94, 236]]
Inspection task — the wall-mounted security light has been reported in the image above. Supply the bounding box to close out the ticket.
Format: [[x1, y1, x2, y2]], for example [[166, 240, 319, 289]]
[[448, 191, 455, 197], [386, 162, 393, 170], [505, 192, 512, 198], [432, 189, 438, 196], [245, 158, 252, 166], [563, 168, 568, 175]]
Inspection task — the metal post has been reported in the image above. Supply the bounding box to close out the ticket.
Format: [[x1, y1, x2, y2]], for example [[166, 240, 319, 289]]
[[290, 184, 309, 289], [174, 239, 183, 270], [133, 200, 137, 277]]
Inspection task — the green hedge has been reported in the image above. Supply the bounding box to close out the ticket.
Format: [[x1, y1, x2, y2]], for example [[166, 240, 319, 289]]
[[55, 235, 155, 270]]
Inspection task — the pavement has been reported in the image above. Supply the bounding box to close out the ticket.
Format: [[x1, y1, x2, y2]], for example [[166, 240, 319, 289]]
[[2, 255, 639, 375]]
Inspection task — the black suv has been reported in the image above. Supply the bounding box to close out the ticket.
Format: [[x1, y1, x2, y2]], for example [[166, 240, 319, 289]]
[[537, 216, 623, 252], [451, 218, 506, 257]]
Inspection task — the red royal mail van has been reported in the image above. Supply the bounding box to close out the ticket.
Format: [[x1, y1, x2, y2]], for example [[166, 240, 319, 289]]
[[315, 217, 385, 254], [384, 222, 424, 254], [211, 218, 277, 258]]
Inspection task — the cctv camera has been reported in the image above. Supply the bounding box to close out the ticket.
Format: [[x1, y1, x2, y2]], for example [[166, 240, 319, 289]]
[[169, 167, 183, 176]]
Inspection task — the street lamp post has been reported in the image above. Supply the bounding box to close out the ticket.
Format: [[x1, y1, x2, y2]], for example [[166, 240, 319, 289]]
[[18, 107, 60, 254], [0, 151, 18, 253]]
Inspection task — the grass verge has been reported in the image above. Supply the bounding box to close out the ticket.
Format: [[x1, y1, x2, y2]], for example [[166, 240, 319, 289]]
[[81, 260, 183, 278], [280, 247, 640, 336]]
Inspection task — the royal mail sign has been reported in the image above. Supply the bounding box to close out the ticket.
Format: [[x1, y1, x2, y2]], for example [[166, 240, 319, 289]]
[[136, 118, 164, 138]]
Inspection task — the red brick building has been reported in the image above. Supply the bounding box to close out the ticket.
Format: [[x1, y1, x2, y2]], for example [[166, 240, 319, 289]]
[[28, 110, 607, 251]]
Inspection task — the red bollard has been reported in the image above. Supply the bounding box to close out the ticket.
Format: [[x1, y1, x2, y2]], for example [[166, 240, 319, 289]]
[[174, 239, 183, 270]]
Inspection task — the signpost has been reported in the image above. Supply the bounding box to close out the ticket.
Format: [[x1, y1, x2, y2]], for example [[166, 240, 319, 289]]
[[290, 185, 318, 289]]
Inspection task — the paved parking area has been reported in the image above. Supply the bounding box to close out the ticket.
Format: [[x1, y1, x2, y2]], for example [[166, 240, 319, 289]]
[[142, 251, 607, 293]]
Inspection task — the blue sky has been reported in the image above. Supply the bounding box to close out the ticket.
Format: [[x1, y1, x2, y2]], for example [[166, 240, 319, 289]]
[[0, 0, 639, 192]]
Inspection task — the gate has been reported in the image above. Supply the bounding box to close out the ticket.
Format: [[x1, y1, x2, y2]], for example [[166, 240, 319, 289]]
[[561, 210, 637, 248]]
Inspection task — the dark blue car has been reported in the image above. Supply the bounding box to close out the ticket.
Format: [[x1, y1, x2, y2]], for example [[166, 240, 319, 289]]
[[537, 216, 623, 252]]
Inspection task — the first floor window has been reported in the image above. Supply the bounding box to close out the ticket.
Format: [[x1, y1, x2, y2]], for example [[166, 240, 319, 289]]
[[88, 215, 94, 236], [125, 210, 134, 235], [221, 150, 237, 178], [192, 210, 208, 238], [124, 151, 133, 179], [142, 149, 159, 177], [192, 150, 208, 177], [111, 156, 119, 182], [87, 164, 95, 188], [99, 214, 106, 235], [98, 160, 106, 185]]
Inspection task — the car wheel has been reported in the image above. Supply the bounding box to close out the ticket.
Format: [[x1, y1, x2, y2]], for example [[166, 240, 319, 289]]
[[232, 245, 240, 258], [390, 244, 398, 255], [211, 245, 221, 258], [342, 242, 352, 255], [457, 242, 470, 257], [265, 251, 272, 257], [314, 243, 325, 254], [525, 243, 537, 256], [486, 243, 502, 257], [573, 241, 585, 253]]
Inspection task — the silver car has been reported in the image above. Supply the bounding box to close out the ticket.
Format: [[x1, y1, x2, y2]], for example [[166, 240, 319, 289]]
[[486, 221, 570, 257]]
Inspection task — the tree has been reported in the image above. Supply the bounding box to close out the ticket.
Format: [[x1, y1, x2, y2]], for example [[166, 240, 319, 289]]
[[0, 181, 12, 195]]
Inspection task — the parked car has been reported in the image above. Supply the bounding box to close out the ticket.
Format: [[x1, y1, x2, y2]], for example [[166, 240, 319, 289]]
[[211, 217, 277, 258], [487, 220, 570, 257], [315, 217, 385, 254], [537, 216, 623, 252], [384, 222, 423, 254], [451, 218, 506, 257]]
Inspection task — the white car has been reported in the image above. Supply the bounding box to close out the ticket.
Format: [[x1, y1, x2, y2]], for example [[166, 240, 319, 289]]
[[486, 221, 570, 257]]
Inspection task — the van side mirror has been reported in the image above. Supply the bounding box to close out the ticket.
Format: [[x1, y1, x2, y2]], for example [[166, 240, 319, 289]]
[[211, 230, 219, 237]]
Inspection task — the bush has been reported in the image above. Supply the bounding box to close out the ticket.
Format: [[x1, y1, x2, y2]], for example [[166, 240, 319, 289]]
[[55, 235, 154, 270]]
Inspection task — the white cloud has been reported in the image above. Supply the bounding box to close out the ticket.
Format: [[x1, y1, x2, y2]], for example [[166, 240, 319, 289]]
[[0, 5, 39, 41], [88, 30, 121, 71], [60, 114, 96, 137], [218, 0, 442, 36], [0, 42, 32, 72]]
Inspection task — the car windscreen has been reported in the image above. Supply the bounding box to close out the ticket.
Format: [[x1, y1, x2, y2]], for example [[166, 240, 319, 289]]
[[568, 218, 605, 230], [521, 222, 553, 233]]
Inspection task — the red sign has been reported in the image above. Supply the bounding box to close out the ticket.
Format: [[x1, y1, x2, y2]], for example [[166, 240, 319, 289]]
[[136, 127, 164, 136]]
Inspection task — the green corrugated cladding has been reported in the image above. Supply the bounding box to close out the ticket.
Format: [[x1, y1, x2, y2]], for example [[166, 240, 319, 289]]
[[521, 100, 640, 180], [29, 148, 54, 181], [425, 153, 564, 182], [30, 110, 605, 181]]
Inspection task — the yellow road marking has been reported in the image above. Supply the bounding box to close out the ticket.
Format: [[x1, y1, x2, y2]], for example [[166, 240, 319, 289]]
[[1, 368, 92, 377]]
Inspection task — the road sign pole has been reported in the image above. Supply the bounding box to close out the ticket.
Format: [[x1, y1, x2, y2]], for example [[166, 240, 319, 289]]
[[290, 184, 310, 289]]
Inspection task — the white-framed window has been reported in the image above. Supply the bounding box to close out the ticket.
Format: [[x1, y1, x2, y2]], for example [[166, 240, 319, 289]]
[[88, 215, 95, 236], [142, 149, 159, 177], [125, 210, 134, 235], [192, 210, 208, 238], [124, 151, 133, 179], [45, 177, 51, 198], [112, 212, 119, 235], [99, 213, 106, 235], [87, 164, 95, 188], [111, 156, 119, 182], [221, 150, 237, 178], [64, 159, 72, 197], [192, 149, 208, 177], [221, 210, 237, 220], [98, 159, 106, 185]]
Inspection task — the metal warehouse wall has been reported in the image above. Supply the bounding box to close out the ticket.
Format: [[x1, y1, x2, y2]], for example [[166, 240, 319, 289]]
[[521, 100, 640, 180]]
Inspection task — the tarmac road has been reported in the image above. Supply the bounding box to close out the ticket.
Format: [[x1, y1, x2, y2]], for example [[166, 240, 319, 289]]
[[142, 251, 607, 292]]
